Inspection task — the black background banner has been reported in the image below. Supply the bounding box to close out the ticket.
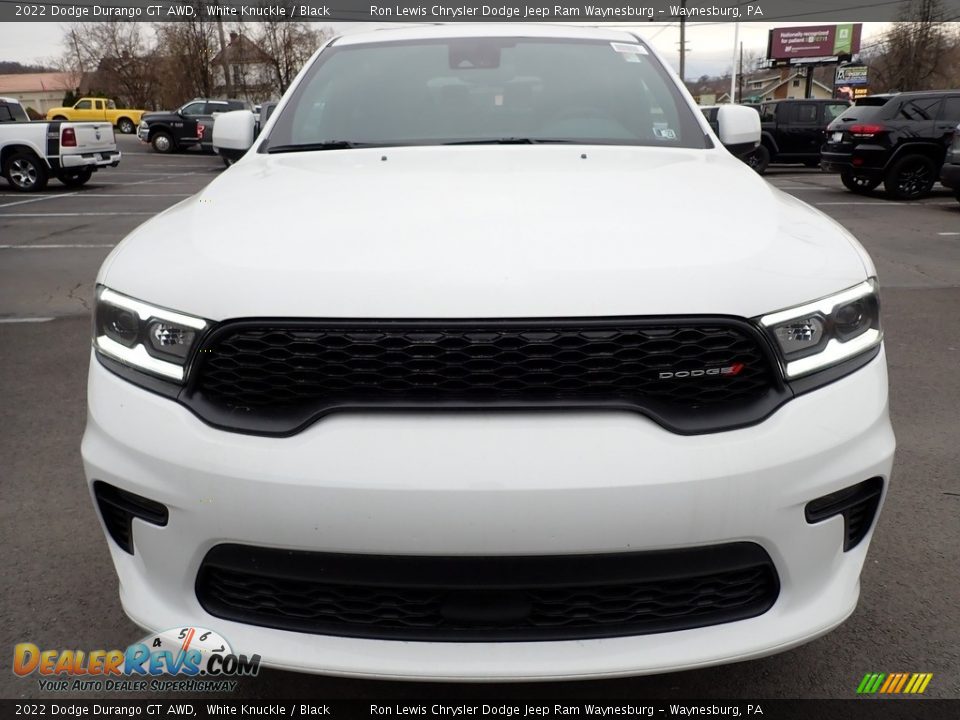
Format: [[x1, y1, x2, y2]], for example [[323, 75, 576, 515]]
[[2, 0, 960, 23], [2, 700, 960, 720]]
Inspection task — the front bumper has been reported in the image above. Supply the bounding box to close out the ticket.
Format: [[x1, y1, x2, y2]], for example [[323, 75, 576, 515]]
[[62, 151, 121, 169], [82, 348, 895, 681]]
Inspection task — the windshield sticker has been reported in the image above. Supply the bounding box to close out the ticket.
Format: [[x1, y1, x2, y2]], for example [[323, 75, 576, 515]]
[[611, 43, 649, 56], [653, 125, 677, 140]]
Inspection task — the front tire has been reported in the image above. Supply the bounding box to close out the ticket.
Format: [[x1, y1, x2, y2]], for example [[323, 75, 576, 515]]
[[746, 145, 770, 175], [3, 151, 49, 192], [151, 132, 175, 154], [884, 154, 937, 200], [58, 167, 94, 188], [841, 171, 881, 195], [117, 117, 135, 134]]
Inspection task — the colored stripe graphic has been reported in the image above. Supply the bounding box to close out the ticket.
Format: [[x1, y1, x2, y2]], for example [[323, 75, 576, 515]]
[[859, 672, 933, 694]]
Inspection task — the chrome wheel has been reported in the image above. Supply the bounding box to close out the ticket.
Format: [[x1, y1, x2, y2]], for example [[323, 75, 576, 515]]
[[118, 118, 135, 134], [9, 158, 38, 188], [152, 134, 172, 153]]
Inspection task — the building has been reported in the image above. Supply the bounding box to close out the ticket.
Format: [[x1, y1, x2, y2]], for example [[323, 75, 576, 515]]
[[0, 72, 78, 115], [740, 69, 834, 103], [211, 32, 276, 104]]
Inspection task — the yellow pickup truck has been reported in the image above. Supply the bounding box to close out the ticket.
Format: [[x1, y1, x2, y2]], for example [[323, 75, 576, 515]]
[[46, 98, 146, 135]]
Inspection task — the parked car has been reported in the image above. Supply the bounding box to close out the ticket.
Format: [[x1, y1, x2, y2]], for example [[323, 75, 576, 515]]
[[822, 90, 960, 199], [84, 25, 893, 681], [0, 119, 120, 191], [137, 98, 251, 154], [700, 104, 760, 162], [940, 123, 960, 205], [0, 97, 29, 123], [45, 97, 145, 135], [746, 98, 851, 173]]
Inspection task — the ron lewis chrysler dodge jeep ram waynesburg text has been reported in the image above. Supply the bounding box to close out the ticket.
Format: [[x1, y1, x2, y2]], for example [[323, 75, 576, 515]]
[[83, 25, 895, 681]]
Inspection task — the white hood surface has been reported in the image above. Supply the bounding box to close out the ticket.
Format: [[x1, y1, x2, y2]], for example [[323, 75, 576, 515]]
[[101, 145, 870, 321]]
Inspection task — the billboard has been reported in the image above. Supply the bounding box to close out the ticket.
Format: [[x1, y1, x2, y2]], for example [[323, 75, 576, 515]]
[[768, 24, 863, 60], [836, 65, 869, 86]]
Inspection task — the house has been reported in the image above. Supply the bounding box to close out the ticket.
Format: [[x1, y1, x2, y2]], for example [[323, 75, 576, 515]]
[[0, 72, 78, 115], [740, 69, 834, 103], [211, 32, 275, 103]]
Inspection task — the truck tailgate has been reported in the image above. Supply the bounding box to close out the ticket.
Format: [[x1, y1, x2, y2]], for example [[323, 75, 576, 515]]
[[64, 122, 116, 154]]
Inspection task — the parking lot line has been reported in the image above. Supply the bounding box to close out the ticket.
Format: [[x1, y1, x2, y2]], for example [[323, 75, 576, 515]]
[[0, 212, 155, 217], [0, 317, 54, 323], [0, 192, 79, 209], [0, 244, 116, 249], [939, 232, 960, 236]]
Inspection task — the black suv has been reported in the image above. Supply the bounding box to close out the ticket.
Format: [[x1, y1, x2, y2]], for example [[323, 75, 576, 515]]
[[138, 98, 251, 154], [747, 99, 850, 174], [821, 90, 960, 199], [941, 123, 960, 205]]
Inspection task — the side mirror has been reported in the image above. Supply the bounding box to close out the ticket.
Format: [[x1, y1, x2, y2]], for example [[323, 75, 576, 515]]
[[213, 110, 256, 155], [260, 102, 279, 126], [716, 104, 761, 156]]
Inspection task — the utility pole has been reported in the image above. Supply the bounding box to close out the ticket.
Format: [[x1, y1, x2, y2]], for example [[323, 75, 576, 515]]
[[729, 21, 739, 104], [679, 0, 687, 82], [738, 42, 744, 104], [216, 19, 233, 98]]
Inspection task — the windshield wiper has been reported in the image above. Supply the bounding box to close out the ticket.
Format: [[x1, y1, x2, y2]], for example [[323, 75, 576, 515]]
[[266, 141, 381, 153], [442, 138, 578, 145]]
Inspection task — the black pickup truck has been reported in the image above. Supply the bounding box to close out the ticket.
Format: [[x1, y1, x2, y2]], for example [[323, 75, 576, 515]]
[[138, 98, 250, 154], [746, 98, 850, 174]]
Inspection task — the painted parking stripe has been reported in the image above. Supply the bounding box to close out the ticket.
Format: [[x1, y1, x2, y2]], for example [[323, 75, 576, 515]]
[[0, 244, 116, 249], [939, 232, 960, 236], [0, 317, 55, 323], [0, 192, 79, 208], [0, 212, 154, 217]]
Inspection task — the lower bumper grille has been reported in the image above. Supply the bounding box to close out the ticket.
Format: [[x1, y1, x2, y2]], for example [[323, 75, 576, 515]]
[[196, 543, 779, 641]]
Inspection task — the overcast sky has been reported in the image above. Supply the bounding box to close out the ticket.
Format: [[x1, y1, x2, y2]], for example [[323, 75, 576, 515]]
[[0, 21, 891, 79]]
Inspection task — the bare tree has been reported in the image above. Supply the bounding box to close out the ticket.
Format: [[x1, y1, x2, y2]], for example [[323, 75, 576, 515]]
[[866, 0, 956, 91], [252, 18, 330, 98], [57, 23, 157, 107], [153, 4, 221, 103]]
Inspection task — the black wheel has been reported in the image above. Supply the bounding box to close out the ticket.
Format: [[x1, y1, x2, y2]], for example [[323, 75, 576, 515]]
[[841, 171, 882, 195], [51, 115, 67, 121], [117, 117, 135, 134], [221, 156, 235, 168], [746, 144, 770, 174], [58, 167, 94, 187], [3, 151, 49, 192], [884, 154, 937, 200], [151, 131, 175, 154]]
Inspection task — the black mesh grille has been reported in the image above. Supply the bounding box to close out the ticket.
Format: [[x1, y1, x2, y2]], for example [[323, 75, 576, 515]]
[[196, 543, 779, 641], [186, 318, 783, 435], [806, 477, 884, 551]]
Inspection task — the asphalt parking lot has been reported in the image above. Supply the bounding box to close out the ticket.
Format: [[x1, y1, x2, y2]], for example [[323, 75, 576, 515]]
[[1, 134, 958, 700]]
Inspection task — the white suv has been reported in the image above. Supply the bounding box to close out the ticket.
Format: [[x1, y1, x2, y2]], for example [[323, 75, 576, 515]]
[[83, 25, 895, 681]]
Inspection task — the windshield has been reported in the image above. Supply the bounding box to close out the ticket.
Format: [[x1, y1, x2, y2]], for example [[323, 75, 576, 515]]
[[264, 37, 707, 151]]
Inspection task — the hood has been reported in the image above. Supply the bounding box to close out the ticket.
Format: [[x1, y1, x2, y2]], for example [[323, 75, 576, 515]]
[[100, 145, 870, 321], [141, 110, 179, 121]]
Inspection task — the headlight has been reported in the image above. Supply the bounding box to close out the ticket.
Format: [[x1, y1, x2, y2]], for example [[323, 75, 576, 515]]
[[93, 287, 207, 382], [759, 279, 882, 379]]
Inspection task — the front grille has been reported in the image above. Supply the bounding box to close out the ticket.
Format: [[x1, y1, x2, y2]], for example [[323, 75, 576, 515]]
[[186, 318, 783, 435], [196, 543, 779, 641]]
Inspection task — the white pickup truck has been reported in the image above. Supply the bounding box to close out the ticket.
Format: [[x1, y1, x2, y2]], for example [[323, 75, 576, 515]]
[[0, 117, 121, 191]]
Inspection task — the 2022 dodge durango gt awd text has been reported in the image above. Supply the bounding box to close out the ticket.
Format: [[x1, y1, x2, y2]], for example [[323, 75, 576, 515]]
[[82, 25, 895, 681]]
